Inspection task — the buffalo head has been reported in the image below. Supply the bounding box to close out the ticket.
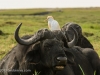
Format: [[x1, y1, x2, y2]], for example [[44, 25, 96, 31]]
[[0, 23, 78, 75], [61, 22, 82, 41], [61, 22, 94, 49], [15, 23, 77, 70]]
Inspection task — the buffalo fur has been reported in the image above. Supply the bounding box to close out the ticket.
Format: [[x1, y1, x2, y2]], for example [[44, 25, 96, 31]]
[[0, 35, 70, 75], [0, 35, 99, 75], [56, 46, 100, 75], [0, 26, 100, 75]]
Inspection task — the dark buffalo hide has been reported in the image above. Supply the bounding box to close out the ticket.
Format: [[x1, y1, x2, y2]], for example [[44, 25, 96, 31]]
[[0, 35, 68, 75], [61, 22, 100, 75], [56, 46, 100, 75], [80, 47, 100, 75], [0, 23, 99, 75], [0, 23, 77, 75], [0, 36, 96, 75], [61, 22, 94, 49]]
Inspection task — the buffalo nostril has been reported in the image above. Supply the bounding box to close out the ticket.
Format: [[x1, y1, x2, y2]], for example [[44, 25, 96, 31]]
[[57, 57, 67, 62]]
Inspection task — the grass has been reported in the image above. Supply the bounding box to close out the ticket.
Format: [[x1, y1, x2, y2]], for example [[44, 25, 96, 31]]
[[34, 70, 40, 75], [0, 7, 100, 59], [78, 64, 85, 75]]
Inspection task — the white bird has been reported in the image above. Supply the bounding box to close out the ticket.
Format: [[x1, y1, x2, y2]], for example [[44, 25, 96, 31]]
[[46, 16, 61, 31]]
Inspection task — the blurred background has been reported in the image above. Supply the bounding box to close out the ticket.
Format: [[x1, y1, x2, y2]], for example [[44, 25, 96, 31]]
[[0, 0, 100, 59]]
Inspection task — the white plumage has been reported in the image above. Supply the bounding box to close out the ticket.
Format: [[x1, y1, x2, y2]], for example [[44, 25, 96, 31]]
[[47, 16, 61, 31]]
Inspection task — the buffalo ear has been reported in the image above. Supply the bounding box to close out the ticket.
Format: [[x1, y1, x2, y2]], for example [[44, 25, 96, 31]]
[[65, 50, 75, 65]]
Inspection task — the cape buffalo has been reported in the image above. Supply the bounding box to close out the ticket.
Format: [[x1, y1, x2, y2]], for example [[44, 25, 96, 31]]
[[56, 46, 100, 75], [61, 22, 94, 49], [0, 23, 99, 75], [0, 23, 77, 75], [61, 22, 100, 75]]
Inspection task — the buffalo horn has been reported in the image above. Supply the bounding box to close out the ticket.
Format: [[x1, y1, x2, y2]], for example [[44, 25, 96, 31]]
[[67, 26, 78, 47], [14, 23, 53, 45]]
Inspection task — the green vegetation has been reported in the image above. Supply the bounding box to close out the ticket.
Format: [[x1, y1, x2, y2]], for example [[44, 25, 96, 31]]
[[0, 8, 100, 59], [78, 64, 85, 75], [34, 70, 40, 75]]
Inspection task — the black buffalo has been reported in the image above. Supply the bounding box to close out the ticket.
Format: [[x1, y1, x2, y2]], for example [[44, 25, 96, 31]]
[[60, 22, 100, 75], [0, 23, 99, 75], [56, 46, 100, 75], [0, 23, 77, 75], [61, 22, 94, 49]]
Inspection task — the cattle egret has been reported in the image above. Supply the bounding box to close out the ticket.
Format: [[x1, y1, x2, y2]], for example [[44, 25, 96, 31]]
[[47, 16, 61, 31]]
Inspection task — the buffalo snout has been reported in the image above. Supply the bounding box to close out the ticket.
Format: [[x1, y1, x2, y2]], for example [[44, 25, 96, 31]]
[[57, 57, 67, 64], [54, 56, 67, 70]]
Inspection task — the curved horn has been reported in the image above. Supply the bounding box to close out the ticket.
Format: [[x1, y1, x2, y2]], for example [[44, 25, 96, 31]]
[[67, 26, 78, 47], [14, 23, 53, 45]]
